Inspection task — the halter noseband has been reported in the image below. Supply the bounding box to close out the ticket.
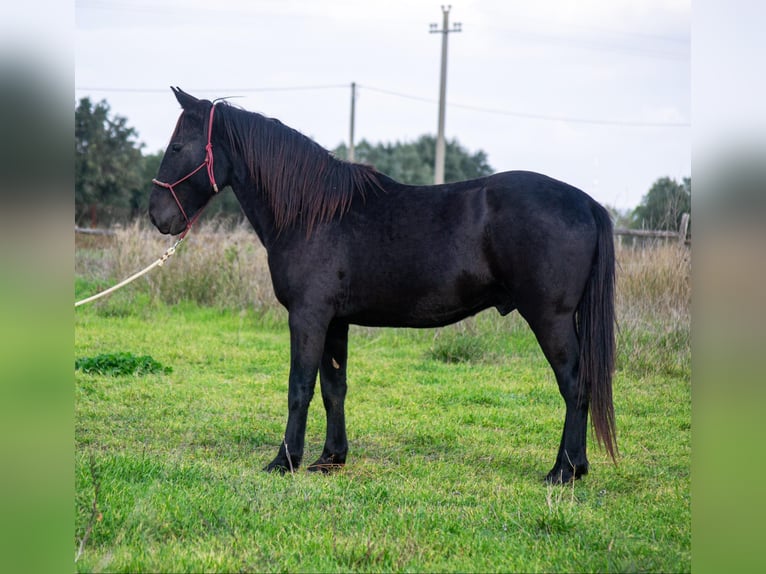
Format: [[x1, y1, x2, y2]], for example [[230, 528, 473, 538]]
[[152, 103, 219, 237]]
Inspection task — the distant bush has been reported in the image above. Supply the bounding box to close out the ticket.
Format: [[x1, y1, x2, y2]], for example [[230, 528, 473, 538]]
[[428, 331, 487, 363]]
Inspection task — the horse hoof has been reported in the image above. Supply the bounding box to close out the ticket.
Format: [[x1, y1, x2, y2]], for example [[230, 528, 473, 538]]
[[545, 464, 588, 485], [264, 461, 293, 474], [307, 462, 345, 474], [307, 454, 346, 473], [545, 470, 575, 485]]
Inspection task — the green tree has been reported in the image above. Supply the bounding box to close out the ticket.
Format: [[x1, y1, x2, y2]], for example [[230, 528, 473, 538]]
[[631, 176, 691, 231], [605, 205, 632, 229], [335, 135, 493, 185], [75, 97, 144, 226], [130, 149, 163, 219]]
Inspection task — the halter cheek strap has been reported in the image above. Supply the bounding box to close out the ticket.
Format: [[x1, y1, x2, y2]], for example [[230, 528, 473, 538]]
[[204, 104, 219, 193], [152, 104, 219, 237]]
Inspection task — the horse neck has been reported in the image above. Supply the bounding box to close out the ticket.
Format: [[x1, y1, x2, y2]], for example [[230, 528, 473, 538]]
[[208, 111, 275, 246], [215, 105, 377, 245], [227, 166, 280, 247]]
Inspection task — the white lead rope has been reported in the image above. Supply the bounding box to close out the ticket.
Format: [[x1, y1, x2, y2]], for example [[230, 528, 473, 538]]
[[74, 238, 184, 307]]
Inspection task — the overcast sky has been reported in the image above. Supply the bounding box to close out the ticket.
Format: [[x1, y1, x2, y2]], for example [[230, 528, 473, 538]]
[[76, 0, 690, 210]]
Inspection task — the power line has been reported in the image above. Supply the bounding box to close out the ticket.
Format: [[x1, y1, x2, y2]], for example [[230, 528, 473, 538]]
[[359, 85, 689, 128], [446, 100, 690, 128], [74, 83, 689, 128], [354, 86, 435, 105]]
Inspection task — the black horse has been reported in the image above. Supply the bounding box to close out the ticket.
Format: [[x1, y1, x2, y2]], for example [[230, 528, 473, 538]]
[[150, 88, 616, 483]]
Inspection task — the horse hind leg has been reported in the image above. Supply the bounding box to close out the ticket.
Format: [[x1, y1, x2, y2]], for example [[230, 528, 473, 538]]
[[523, 309, 589, 484], [307, 320, 349, 473]]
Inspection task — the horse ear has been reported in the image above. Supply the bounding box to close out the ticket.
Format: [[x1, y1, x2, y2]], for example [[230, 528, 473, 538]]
[[171, 87, 200, 110]]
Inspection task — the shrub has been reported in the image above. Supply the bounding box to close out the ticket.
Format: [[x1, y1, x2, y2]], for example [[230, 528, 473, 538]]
[[75, 352, 171, 376]]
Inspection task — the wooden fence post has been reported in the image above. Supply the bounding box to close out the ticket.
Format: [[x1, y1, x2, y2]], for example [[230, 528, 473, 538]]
[[678, 213, 690, 244]]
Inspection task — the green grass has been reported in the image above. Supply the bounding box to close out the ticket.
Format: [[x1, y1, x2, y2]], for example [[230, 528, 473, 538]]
[[75, 304, 690, 572]]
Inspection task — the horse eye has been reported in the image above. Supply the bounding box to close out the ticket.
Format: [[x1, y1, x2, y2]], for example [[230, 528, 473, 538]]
[[171, 143, 183, 153]]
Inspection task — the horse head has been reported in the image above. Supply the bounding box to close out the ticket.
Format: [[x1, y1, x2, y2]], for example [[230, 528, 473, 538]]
[[149, 87, 227, 235]]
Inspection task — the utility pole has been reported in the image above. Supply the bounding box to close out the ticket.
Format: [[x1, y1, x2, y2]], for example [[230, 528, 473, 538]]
[[430, 5, 461, 185], [348, 81, 356, 162]]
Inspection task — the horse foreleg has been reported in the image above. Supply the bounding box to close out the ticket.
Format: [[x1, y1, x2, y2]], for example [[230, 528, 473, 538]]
[[264, 311, 327, 473], [308, 320, 349, 472]]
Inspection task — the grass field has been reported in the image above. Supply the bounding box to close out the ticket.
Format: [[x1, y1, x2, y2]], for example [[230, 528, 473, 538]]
[[75, 227, 690, 572]]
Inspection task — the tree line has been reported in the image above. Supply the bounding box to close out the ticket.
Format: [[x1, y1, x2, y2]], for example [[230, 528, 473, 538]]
[[75, 98, 160, 227], [75, 97, 689, 230]]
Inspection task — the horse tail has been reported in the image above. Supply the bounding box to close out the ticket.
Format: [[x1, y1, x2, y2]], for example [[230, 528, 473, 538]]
[[577, 201, 617, 462]]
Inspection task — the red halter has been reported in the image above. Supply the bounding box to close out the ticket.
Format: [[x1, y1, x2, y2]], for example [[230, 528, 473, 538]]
[[152, 104, 219, 238]]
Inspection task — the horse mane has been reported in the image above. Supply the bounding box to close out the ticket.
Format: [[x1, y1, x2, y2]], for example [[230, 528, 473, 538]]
[[215, 101, 383, 235]]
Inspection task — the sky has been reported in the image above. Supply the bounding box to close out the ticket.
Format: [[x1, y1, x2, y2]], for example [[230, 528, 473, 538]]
[[75, 0, 690, 211]]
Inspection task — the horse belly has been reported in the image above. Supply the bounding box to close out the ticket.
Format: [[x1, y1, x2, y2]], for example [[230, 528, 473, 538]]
[[344, 266, 504, 328]]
